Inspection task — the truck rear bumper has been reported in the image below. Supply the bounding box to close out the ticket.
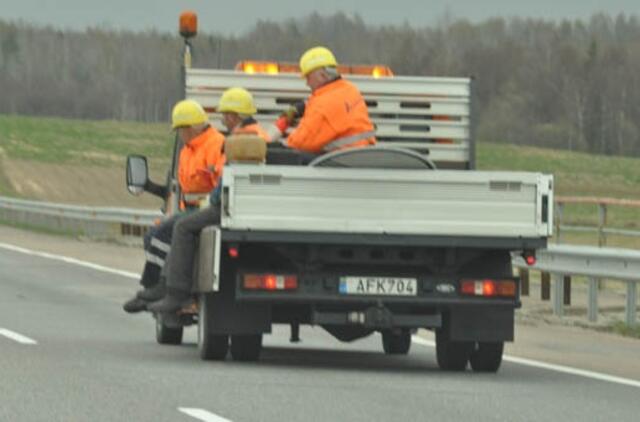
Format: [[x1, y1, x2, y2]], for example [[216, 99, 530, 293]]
[[235, 292, 520, 309], [312, 307, 442, 329]]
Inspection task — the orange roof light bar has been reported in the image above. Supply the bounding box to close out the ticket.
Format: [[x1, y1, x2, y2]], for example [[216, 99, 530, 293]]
[[235, 61, 393, 77]]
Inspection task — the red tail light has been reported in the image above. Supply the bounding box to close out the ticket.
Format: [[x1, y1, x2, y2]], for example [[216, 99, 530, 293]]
[[522, 250, 536, 266], [243, 274, 298, 291], [460, 279, 516, 297]]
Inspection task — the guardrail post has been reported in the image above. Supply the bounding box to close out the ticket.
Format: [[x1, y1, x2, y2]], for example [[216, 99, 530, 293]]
[[555, 203, 564, 244], [563, 275, 571, 305], [519, 268, 529, 296], [626, 281, 637, 326], [553, 273, 564, 317], [541, 272, 550, 301], [587, 277, 598, 322], [598, 204, 607, 247]]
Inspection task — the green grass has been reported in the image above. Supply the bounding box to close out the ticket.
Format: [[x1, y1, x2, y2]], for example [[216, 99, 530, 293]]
[[478, 142, 640, 231], [1, 114, 639, 237], [610, 321, 640, 338], [0, 114, 173, 166]]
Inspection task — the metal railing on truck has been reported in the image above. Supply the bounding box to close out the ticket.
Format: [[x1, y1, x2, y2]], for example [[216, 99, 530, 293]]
[[186, 68, 474, 169]]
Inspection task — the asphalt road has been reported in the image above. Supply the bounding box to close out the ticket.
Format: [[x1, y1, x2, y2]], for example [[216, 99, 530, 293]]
[[1, 247, 639, 422]]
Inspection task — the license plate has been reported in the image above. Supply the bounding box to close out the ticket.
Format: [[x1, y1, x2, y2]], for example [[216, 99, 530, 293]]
[[339, 276, 418, 296]]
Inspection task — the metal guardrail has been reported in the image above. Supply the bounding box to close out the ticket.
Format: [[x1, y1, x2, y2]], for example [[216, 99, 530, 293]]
[[513, 244, 639, 326], [555, 196, 640, 246], [0, 196, 160, 239], [1, 196, 637, 326]]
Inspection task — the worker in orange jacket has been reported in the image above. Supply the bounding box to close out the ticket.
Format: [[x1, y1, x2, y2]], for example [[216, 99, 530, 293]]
[[218, 87, 272, 141], [270, 46, 376, 154], [123, 99, 225, 313], [148, 88, 271, 314]]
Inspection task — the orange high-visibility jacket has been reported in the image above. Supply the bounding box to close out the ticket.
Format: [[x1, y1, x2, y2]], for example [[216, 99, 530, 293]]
[[286, 78, 376, 154], [178, 126, 225, 195], [233, 120, 272, 142]]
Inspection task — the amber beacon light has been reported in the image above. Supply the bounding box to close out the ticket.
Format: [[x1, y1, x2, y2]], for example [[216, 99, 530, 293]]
[[179, 11, 198, 38]]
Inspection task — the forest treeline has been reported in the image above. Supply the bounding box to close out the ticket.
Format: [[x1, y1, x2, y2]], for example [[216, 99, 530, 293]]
[[1, 12, 640, 156]]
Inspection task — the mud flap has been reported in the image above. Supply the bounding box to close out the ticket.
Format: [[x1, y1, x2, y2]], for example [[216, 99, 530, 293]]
[[446, 306, 514, 342], [196, 225, 221, 292]]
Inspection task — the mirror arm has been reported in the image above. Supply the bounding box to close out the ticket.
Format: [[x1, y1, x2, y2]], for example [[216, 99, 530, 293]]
[[144, 179, 169, 199]]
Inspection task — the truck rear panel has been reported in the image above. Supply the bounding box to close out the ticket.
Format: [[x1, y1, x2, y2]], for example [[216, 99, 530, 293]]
[[220, 165, 553, 239]]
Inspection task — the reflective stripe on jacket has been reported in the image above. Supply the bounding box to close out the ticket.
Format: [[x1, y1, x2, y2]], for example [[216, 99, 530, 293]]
[[285, 78, 376, 154], [178, 126, 226, 197], [322, 130, 376, 152]]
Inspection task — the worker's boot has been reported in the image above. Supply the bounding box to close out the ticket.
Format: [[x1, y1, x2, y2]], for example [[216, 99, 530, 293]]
[[147, 291, 191, 313], [122, 295, 148, 313], [136, 283, 165, 302]]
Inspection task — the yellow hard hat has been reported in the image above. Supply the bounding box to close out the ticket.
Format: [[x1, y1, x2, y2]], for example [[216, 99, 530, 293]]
[[299, 46, 338, 77], [218, 87, 257, 115], [171, 99, 208, 129]]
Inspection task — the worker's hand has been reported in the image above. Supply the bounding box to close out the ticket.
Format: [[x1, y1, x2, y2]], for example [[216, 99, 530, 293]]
[[281, 101, 306, 125], [274, 115, 290, 134]]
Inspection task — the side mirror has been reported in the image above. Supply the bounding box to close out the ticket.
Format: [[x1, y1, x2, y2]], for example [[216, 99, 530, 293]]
[[126, 154, 148, 196]]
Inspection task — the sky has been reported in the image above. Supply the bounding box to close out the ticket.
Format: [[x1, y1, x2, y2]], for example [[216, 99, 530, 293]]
[[1, 0, 639, 35]]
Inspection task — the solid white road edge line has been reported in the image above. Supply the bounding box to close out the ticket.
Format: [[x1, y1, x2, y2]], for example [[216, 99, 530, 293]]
[[0, 328, 37, 345], [411, 335, 640, 389], [0, 242, 138, 280], [178, 407, 233, 422]]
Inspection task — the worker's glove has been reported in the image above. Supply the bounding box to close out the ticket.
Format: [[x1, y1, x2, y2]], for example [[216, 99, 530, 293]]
[[274, 115, 290, 135], [282, 101, 306, 125]]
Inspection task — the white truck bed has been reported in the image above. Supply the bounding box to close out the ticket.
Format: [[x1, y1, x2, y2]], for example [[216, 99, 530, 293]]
[[220, 165, 553, 239]]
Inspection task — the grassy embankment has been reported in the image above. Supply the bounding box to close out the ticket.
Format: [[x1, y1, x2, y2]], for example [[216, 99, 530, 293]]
[[0, 114, 172, 206], [0, 114, 171, 165], [1, 113, 639, 248]]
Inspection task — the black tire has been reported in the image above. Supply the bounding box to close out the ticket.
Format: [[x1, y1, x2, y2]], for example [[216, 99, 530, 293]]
[[155, 317, 183, 345], [381, 330, 412, 355], [435, 329, 473, 371], [198, 294, 229, 361], [469, 342, 504, 373], [230, 334, 263, 362]]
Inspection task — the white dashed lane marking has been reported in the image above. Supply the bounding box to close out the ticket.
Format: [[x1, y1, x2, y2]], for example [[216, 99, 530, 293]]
[[0, 328, 37, 345], [178, 407, 233, 422]]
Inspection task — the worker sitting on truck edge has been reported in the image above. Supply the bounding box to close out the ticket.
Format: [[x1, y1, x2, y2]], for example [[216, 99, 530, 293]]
[[148, 89, 270, 313], [218, 87, 272, 141], [122, 99, 225, 313], [269, 45, 377, 154]]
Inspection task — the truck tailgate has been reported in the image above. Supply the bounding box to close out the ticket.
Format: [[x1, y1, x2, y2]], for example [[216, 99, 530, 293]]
[[220, 165, 553, 238]]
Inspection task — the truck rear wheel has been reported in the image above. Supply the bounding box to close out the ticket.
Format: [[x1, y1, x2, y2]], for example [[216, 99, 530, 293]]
[[230, 334, 263, 362], [469, 342, 504, 372], [198, 294, 229, 360], [435, 329, 472, 371], [381, 329, 411, 355], [155, 317, 183, 345]]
